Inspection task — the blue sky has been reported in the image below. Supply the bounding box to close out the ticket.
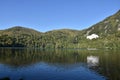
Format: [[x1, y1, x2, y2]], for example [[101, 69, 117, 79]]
[[0, 0, 120, 32]]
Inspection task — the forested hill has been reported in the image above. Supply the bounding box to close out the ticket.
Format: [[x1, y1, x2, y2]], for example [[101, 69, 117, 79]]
[[0, 26, 81, 48], [0, 26, 43, 47], [0, 26, 42, 36], [0, 10, 120, 49]]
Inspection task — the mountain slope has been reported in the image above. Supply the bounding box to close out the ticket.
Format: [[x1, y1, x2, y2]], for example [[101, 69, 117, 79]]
[[84, 10, 120, 36]]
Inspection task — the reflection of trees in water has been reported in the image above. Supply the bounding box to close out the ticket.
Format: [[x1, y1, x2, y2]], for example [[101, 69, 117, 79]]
[[87, 51, 120, 80], [0, 48, 89, 67], [99, 53, 120, 80]]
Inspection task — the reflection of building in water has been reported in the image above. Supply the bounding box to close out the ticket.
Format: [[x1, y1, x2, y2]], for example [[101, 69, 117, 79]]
[[87, 56, 99, 67]]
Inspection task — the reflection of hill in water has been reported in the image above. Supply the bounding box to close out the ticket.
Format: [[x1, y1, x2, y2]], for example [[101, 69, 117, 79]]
[[0, 48, 120, 80], [88, 51, 120, 80], [0, 48, 89, 66]]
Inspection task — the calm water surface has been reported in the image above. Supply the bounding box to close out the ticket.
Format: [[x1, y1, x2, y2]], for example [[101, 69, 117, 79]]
[[0, 48, 120, 80]]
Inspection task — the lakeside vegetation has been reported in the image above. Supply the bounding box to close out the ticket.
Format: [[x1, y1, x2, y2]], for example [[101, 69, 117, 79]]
[[0, 10, 120, 49]]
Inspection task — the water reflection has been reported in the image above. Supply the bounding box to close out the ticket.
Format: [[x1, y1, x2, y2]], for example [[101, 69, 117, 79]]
[[0, 48, 120, 80], [0, 48, 87, 66], [87, 55, 99, 67]]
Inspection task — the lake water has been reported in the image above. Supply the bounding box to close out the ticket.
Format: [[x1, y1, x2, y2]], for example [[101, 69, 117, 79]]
[[0, 48, 120, 80]]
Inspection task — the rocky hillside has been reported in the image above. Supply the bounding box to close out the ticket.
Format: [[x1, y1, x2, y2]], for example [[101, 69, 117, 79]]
[[84, 10, 120, 36]]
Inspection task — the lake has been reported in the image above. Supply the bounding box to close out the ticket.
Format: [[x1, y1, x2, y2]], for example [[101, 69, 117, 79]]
[[0, 48, 120, 80]]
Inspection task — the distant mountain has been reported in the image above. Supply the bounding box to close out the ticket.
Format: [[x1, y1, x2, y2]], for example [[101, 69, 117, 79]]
[[0, 10, 120, 48], [45, 29, 80, 38], [0, 26, 42, 36]]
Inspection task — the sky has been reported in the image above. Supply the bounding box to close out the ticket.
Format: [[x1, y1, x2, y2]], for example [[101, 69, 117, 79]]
[[0, 0, 120, 32]]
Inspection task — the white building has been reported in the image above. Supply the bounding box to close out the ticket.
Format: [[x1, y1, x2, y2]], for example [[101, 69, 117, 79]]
[[86, 34, 99, 40]]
